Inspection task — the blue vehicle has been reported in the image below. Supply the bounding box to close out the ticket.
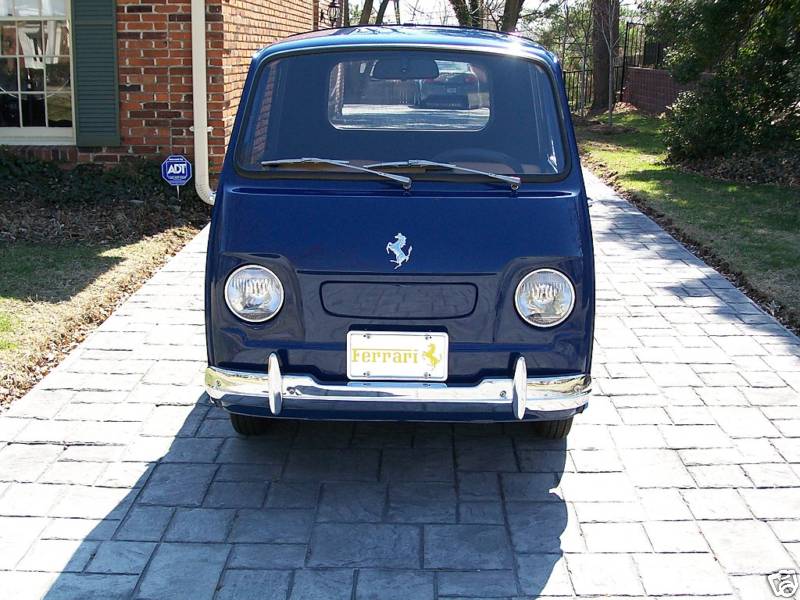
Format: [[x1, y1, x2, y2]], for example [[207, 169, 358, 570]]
[[205, 26, 594, 439]]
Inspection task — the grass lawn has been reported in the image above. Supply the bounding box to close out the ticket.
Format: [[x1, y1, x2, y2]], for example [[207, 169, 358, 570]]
[[0, 228, 199, 406], [576, 109, 800, 329]]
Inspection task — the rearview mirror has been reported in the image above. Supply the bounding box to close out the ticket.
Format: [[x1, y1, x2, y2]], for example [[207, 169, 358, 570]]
[[371, 57, 440, 80]]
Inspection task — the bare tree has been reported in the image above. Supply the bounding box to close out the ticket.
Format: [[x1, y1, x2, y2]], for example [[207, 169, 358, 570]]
[[449, 0, 534, 31], [560, 0, 569, 60], [449, 0, 484, 27], [416, 0, 456, 25], [358, 0, 374, 24], [375, 0, 392, 23], [591, 0, 620, 120], [352, 0, 394, 25], [405, 0, 423, 23], [500, 0, 524, 31]]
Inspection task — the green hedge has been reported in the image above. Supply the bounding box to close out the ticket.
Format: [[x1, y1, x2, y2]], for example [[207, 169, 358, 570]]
[[0, 150, 202, 206], [663, 75, 799, 162]]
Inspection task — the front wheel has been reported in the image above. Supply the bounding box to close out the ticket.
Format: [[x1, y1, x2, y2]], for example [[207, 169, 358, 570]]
[[229, 413, 271, 436], [533, 417, 573, 439]]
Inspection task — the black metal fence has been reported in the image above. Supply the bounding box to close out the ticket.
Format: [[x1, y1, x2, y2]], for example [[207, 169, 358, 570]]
[[563, 22, 664, 112], [622, 21, 665, 70], [564, 64, 625, 113], [564, 68, 592, 112]]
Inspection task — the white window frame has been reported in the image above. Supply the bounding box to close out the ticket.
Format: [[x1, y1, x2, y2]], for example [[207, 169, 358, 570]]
[[0, 0, 75, 145]]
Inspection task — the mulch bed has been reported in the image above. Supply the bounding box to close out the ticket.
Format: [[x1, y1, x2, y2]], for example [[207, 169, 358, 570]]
[[1, 195, 209, 245], [677, 150, 800, 189]]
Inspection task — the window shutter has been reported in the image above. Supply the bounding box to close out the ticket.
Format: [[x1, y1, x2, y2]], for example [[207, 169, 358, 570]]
[[71, 0, 120, 147]]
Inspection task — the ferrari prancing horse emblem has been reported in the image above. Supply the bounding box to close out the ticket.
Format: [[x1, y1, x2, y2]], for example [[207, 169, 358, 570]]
[[386, 232, 412, 269]]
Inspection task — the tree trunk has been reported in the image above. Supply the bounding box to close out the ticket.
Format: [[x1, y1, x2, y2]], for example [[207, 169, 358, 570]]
[[607, 44, 614, 125], [449, 0, 481, 27], [579, 53, 587, 116], [358, 0, 372, 25], [591, 0, 619, 110], [468, 0, 482, 27], [375, 0, 391, 24], [343, 0, 350, 26], [500, 0, 524, 32], [449, 0, 469, 26], [359, 0, 374, 24], [560, 2, 569, 62]]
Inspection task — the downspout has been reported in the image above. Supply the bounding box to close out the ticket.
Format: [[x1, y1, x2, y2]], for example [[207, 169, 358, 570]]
[[191, 0, 215, 205]]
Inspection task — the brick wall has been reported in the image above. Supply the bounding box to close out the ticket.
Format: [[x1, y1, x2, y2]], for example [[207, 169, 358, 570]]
[[215, 0, 314, 172], [106, 0, 209, 165], [623, 67, 694, 114], [9, 0, 315, 172]]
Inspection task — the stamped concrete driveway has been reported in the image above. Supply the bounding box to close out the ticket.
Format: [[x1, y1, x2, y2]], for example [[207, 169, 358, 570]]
[[1, 171, 799, 600]]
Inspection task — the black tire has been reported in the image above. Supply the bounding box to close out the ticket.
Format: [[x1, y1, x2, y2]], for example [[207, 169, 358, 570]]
[[533, 417, 573, 439], [229, 412, 271, 436]]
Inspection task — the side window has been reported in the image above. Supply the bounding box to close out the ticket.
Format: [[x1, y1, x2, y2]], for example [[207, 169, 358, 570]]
[[528, 63, 564, 173], [241, 63, 276, 167]]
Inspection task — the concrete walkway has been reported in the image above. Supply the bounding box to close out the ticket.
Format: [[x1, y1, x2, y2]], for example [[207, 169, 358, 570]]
[[1, 171, 799, 600]]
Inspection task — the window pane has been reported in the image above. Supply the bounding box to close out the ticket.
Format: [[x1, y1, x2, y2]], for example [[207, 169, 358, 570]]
[[17, 20, 44, 94], [17, 21, 43, 61], [22, 64, 42, 90], [0, 24, 17, 55], [21, 92, 44, 125], [328, 58, 491, 132], [46, 91, 69, 126], [14, 0, 40, 18], [0, 56, 17, 90], [41, 0, 65, 17], [43, 19, 68, 55], [0, 91, 19, 126], [0, 0, 13, 17], [45, 55, 68, 90]]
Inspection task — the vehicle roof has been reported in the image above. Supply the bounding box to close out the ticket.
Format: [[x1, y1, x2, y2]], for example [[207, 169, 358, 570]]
[[254, 25, 558, 67]]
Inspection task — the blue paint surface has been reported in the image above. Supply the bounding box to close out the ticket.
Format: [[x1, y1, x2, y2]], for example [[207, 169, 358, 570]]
[[205, 26, 595, 422]]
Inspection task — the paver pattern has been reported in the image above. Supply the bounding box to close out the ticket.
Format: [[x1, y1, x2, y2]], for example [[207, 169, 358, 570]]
[[1, 171, 799, 599]]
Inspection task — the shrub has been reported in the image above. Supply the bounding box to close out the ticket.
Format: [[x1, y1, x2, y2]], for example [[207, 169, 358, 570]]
[[0, 150, 202, 206], [662, 79, 753, 161], [663, 70, 800, 161], [0, 151, 210, 245], [656, 0, 800, 161]]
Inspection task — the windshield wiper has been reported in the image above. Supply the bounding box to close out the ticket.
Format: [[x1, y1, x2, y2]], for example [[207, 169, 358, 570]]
[[261, 157, 412, 190], [365, 159, 521, 191]]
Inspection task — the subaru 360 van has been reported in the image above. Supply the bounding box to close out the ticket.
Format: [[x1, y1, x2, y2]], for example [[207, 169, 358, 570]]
[[205, 26, 594, 439]]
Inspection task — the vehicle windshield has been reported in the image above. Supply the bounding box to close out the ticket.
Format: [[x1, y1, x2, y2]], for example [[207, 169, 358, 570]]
[[236, 48, 567, 177]]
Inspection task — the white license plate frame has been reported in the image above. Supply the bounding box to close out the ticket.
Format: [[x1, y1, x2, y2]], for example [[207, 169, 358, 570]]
[[347, 331, 449, 382]]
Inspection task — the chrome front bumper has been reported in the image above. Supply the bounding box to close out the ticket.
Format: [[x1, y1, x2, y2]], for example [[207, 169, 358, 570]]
[[206, 354, 590, 421]]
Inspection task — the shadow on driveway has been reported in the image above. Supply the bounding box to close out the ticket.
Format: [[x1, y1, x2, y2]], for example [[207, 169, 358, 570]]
[[40, 400, 568, 599]]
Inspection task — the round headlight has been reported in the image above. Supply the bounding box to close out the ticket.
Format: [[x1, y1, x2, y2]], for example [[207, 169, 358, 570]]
[[224, 265, 284, 323], [514, 268, 575, 327]]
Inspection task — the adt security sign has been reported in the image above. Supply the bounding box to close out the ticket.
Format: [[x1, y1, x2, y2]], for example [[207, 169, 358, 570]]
[[161, 155, 193, 187]]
